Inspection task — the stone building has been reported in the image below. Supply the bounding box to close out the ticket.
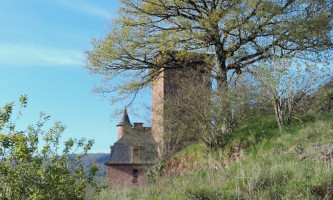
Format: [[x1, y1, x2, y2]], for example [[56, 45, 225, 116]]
[[105, 53, 212, 186], [105, 108, 158, 187]]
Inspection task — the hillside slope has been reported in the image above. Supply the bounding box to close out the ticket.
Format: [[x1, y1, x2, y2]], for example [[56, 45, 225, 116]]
[[80, 153, 109, 176], [94, 114, 333, 200]]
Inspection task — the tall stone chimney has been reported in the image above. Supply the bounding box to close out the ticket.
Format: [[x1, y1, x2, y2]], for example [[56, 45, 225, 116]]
[[117, 108, 132, 140]]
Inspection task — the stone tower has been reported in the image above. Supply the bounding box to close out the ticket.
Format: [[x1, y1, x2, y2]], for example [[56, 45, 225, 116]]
[[151, 54, 213, 157]]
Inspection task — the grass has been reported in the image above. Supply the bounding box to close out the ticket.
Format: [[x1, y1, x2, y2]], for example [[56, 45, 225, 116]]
[[91, 113, 333, 200]]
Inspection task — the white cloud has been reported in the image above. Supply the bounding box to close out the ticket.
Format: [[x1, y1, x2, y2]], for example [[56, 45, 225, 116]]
[[53, 0, 113, 20], [0, 43, 84, 67]]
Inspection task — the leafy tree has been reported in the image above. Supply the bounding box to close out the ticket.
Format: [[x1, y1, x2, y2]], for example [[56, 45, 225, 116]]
[[0, 95, 98, 200], [86, 0, 332, 110]]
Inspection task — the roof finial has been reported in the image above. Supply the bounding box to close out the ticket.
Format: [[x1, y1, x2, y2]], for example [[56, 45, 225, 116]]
[[117, 107, 132, 127]]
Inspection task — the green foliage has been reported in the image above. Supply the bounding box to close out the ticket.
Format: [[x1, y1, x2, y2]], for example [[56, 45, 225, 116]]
[[0, 96, 98, 200]]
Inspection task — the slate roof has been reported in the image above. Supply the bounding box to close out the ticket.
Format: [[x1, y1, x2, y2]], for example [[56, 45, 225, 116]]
[[105, 127, 158, 165], [117, 108, 132, 126]]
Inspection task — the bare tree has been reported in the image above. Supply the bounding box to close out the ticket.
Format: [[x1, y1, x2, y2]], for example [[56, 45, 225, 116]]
[[249, 58, 331, 130]]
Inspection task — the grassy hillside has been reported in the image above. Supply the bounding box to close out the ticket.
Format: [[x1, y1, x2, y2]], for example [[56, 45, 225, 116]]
[[92, 113, 333, 200]]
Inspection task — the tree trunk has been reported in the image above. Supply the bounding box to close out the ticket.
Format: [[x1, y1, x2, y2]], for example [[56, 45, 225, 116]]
[[286, 98, 293, 126], [216, 50, 232, 134], [274, 97, 285, 131]]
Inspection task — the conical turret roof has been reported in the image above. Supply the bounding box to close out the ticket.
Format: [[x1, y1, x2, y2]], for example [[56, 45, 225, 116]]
[[117, 108, 132, 126]]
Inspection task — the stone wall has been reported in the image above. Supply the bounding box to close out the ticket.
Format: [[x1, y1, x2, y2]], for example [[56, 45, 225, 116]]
[[151, 69, 165, 157], [152, 67, 211, 157]]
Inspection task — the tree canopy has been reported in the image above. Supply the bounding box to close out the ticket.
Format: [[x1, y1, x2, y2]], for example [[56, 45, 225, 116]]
[[86, 0, 333, 102]]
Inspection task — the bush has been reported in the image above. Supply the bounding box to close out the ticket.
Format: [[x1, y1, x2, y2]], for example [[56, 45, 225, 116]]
[[0, 95, 98, 200], [145, 162, 164, 183]]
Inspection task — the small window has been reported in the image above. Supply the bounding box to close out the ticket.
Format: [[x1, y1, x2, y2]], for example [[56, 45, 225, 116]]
[[132, 169, 139, 183], [133, 146, 141, 162]]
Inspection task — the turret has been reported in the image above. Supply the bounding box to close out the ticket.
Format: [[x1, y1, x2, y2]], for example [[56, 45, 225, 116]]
[[117, 108, 132, 140]]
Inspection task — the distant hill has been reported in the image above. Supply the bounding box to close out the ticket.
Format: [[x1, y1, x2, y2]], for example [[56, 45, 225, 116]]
[[79, 153, 110, 177]]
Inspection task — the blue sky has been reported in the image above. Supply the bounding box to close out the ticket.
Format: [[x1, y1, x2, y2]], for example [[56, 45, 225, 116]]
[[0, 0, 151, 153]]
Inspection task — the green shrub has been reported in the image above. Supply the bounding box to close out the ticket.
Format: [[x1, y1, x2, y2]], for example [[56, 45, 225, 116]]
[[0, 96, 98, 200]]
